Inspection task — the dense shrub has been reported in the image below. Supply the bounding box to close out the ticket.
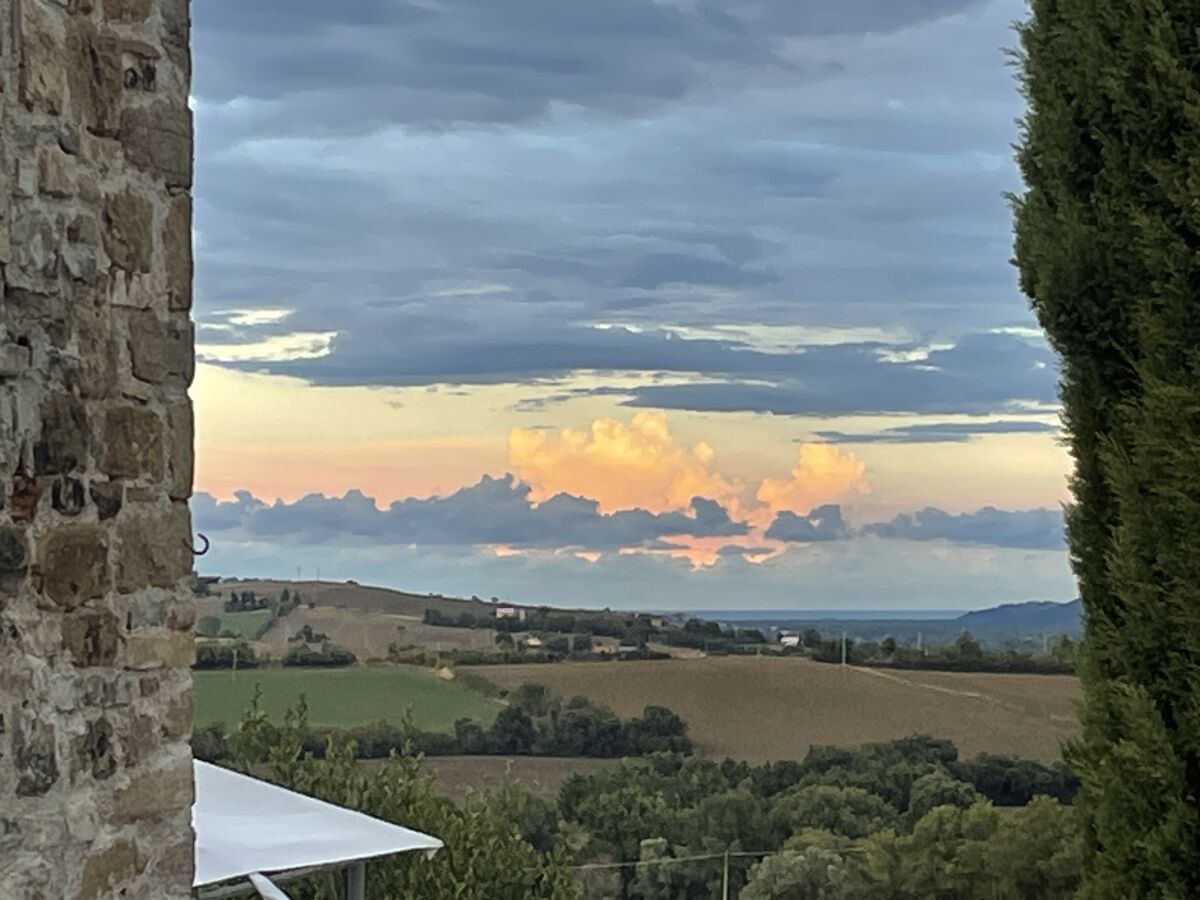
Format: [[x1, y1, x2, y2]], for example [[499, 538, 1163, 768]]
[[282, 641, 357, 667], [193, 640, 257, 669]]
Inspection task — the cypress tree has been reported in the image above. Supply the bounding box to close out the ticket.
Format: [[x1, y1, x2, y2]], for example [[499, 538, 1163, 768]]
[[1013, 2, 1200, 895]]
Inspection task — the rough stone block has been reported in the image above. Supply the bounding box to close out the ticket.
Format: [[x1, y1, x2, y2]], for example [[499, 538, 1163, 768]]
[[127, 311, 194, 384], [89, 481, 124, 520], [80, 839, 145, 900], [119, 105, 192, 188], [102, 406, 164, 480], [164, 193, 192, 310], [161, 692, 192, 740], [80, 673, 132, 707], [115, 503, 190, 590], [121, 714, 157, 767], [122, 631, 193, 670], [63, 609, 121, 667], [14, 718, 58, 797], [64, 215, 101, 283], [107, 268, 159, 310], [74, 717, 117, 780], [0, 343, 33, 376], [0, 527, 29, 588], [165, 400, 193, 500], [112, 763, 192, 823], [9, 475, 44, 523], [150, 835, 195, 890], [18, 3, 69, 115], [51, 477, 87, 516], [76, 307, 118, 398], [103, 190, 154, 274], [106, 0, 154, 22], [37, 145, 76, 198], [64, 23, 123, 136], [34, 393, 90, 475], [39, 526, 108, 609]]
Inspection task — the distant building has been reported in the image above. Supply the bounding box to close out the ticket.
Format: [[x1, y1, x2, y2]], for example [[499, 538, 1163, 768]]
[[523, 635, 544, 649], [780, 634, 801, 648], [495, 606, 526, 621], [648, 616, 667, 628]]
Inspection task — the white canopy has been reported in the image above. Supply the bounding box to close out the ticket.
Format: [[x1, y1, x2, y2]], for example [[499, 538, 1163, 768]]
[[192, 760, 442, 891]]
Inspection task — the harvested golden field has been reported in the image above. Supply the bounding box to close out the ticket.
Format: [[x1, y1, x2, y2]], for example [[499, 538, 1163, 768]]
[[206, 579, 499, 618], [257, 606, 497, 660], [484, 657, 1081, 763], [195, 595, 498, 661]]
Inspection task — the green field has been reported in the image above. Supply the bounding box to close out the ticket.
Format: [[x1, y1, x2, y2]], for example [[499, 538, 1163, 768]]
[[193, 666, 501, 731], [199, 609, 273, 640]]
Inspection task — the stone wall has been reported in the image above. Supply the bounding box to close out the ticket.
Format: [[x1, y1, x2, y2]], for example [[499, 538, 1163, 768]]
[[0, 0, 195, 896]]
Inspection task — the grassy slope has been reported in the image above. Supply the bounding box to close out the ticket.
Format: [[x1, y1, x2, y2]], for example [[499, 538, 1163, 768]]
[[193, 666, 501, 731]]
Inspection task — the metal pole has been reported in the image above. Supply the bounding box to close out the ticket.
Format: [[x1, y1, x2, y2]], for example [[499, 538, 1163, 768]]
[[346, 862, 366, 900], [841, 631, 847, 667], [721, 850, 730, 900]]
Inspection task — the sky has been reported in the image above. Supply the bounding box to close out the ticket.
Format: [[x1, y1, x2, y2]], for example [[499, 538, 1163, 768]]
[[188, 0, 1077, 611]]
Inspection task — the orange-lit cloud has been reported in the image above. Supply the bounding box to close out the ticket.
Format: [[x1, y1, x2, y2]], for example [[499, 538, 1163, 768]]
[[649, 533, 786, 568], [755, 443, 869, 520], [508, 411, 739, 513]]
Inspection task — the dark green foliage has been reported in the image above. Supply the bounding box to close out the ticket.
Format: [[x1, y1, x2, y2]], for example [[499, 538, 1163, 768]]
[[950, 753, 1079, 807], [195, 681, 691, 761], [1013, 1, 1200, 892], [225, 590, 269, 612], [771, 784, 898, 839], [289, 624, 330, 644], [561, 736, 1081, 898], [423, 606, 650, 639], [208, 688, 1084, 900], [807, 626, 1074, 673], [282, 641, 357, 667], [191, 722, 230, 761], [193, 640, 257, 670], [224, 698, 580, 900]]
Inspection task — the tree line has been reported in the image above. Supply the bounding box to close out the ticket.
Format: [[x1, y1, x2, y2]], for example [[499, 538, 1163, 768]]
[[192, 682, 691, 763], [192, 637, 358, 669], [803, 629, 1077, 675], [218, 698, 1082, 899], [561, 736, 1079, 898]]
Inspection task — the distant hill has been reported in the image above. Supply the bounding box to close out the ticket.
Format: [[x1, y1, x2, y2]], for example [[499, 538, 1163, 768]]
[[956, 599, 1081, 635], [695, 599, 1082, 647], [197, 575, 1083, 650]]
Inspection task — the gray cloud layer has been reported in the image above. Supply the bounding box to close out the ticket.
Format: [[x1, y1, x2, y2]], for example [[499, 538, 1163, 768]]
[[813, 420, 1059, 444], [863, 506, 1065, 550], [190, 0, 1049, 418], [195, 480, 1064, 552], [192, 475, 745, 552], [764, 505, 851, 542]]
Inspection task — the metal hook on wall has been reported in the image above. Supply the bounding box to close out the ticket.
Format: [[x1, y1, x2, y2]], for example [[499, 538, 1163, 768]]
[[188, 533, 211, 556]]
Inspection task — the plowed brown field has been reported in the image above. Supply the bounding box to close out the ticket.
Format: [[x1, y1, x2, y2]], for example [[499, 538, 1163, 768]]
[[484, 657, 1081, 763]]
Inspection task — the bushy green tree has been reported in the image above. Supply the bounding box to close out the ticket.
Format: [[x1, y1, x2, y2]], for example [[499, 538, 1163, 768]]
[[740, 846, 854, 900], [771, 785, 897, 840], [225, 695, 579, 900], [905, 770, 982, 824], [1013, 2, 1200, 893]]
